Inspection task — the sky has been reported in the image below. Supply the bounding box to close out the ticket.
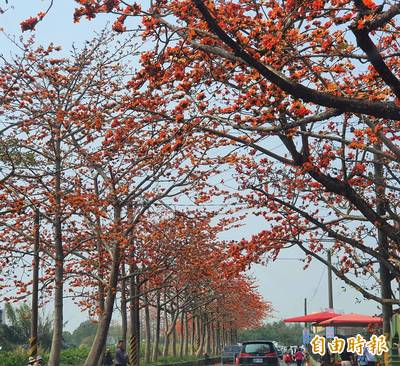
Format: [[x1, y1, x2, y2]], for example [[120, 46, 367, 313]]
[[0, 0, 382, 332], [224, 215, 380, 323]]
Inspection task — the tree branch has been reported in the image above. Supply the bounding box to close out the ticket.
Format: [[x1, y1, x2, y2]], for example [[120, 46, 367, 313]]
[[192, 0, 400, 120]]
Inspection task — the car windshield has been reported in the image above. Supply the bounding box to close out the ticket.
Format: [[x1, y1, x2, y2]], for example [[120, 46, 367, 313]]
[[224, 346, 241, 352], [243, 343, 272, 354]]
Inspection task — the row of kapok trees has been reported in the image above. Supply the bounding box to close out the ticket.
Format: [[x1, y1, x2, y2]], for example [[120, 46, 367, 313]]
[[0, 33, 270, 366], [71, 208, 270, 363], [8, 0, 400, 351], [129, 220, 269, 363]]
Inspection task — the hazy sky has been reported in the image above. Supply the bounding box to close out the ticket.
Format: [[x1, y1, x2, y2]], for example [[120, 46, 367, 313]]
[[0, 1, 381, 332], [224, 215, 380, 322]]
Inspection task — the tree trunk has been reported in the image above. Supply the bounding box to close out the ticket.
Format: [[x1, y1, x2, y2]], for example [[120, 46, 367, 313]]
[[179, 311, 185, 358], [196, 314, 205, 356], [129, 265, 140, 366], [194, 315, 201, 355], [29, 209, 40, 359], [121, 263, 128, 349], [216, 322, 221, 354], [152, 291, 161, 362], [163, 296, 170, 357], [172, 307, 177, 357], [374, 147, 393, 335], [205, 315, 210, 355], [184, 312, 189, 356], [162, 295, 181, 358], [84, 205, 122, 366], [216, 324, 219, 355], [191, 314, 196, 355], [94, 176, 105, 317], [210, 321, 216, 355], [48, 148, 64, 366], [144, 291, 152, 364]]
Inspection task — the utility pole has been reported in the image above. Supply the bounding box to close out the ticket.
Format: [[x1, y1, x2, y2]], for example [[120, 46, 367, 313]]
[[304, 298, 307, 316], [327, 250, 333, 310], [304, 298, 308, 328]]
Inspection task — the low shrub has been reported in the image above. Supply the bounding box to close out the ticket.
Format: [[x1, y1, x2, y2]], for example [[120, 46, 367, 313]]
[[0, 346, 206, 366], [141, 354, 203, 366], [60, 347, 90, 365], [0, 348, 28, 366]]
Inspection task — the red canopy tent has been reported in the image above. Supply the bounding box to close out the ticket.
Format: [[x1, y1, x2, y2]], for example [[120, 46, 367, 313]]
[[284, 311, 341, 323], [318, 313, 383, 327]]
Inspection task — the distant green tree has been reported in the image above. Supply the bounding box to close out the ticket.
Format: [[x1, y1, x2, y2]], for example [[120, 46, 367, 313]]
[[80, 335, 96, 348], [62, 331, 75, 348], [108, 322, 123, 343], [0, 303, 53, 350], [238, 321, 303, 346], [71, 320, 123, 348], [71, 320, 98, 348], [0, 323, 21, 351]]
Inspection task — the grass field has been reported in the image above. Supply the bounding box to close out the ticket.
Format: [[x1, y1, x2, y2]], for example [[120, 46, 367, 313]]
[[0, 347, 207, 366]]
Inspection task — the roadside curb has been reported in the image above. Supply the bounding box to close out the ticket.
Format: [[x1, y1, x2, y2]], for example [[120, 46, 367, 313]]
[[159, 356, 221, 366]]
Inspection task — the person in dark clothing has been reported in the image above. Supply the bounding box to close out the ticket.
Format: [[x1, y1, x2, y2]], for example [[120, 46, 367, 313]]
[[340, 346, 353, 366], [320, 348, 332, 366], [102, 349, 113, 366], [115, 340, 128, 366]]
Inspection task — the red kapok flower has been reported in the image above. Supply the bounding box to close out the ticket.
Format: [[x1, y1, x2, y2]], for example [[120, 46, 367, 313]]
[[20, 16, 38, 32]]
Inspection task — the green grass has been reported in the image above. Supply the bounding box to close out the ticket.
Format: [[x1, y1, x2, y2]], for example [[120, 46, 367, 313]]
[[0, 347, 90, 366], [0, 347, 209, 366], [59, 347, 90, 365], [141, 354, 203, 366], [0, 349, 27, 366]]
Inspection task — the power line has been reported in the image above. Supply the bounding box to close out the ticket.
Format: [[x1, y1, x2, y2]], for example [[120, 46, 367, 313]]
[[310, 267, 326, 301]]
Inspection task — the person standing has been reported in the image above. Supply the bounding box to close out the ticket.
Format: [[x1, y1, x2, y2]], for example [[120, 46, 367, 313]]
[[284, 351, 293, 365], [363, 347, 376, 366], [358, 349, 368, 366], [32, 355, 44, 366], [340, 344, 353, 366], [102, 349, 113, 366], [115, 340, 128, 366], [320, 348, 332, 366], [295, 347, 304, 366]]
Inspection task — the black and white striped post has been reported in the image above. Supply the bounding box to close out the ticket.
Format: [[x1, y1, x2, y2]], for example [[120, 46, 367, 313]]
[[129, 334, 139, 366]]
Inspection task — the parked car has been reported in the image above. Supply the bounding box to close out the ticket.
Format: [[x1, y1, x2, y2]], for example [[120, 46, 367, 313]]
[[221, 345, 242, 364], [235, 341, 279, 366]]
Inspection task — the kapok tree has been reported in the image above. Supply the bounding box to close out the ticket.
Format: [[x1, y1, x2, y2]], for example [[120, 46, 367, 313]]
[[0, 31, 178, 365], [62, 95, 223, 365], [41, 0, 400, 334], [0, 31, 220, 365]]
